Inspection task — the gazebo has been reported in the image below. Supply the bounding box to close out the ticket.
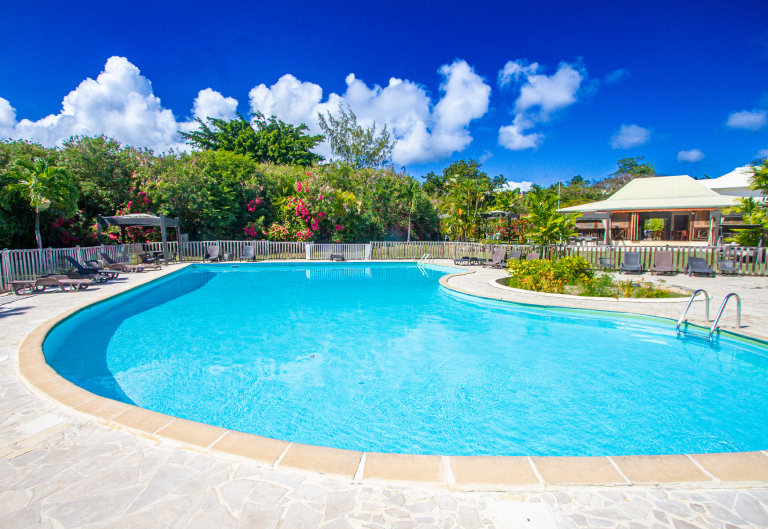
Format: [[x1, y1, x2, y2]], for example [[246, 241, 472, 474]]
[[96, 214, 181, 265], [479, 210, 520, 243]]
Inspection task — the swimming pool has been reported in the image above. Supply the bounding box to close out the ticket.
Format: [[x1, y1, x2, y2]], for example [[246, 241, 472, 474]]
[[43, 263, 768, 457]]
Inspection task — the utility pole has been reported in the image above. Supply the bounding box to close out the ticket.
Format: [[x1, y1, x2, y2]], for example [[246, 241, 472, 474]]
[[558, 181, 561, 209]]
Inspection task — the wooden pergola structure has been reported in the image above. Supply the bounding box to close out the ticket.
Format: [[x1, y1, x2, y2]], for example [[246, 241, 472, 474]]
[[96, 214, 181, 265]]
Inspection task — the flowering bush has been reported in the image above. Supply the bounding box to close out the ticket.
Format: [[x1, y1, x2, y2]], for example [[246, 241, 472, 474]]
[[507, 256, 592, 294], [267, 223, 290, 241]]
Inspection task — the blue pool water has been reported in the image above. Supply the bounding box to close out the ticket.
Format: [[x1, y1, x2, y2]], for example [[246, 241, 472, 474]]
[[44, 263, 768, 456]]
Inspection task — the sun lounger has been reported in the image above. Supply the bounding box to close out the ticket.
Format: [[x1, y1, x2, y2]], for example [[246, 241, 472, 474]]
[[717, 259, 740, 276], [482, 248, 507, 268], [526, 252, 541, 261], [241, 246, 256, 261], [64, 256, 118, 282], [507, 250, 522, 261], [454, 256, 470, 265], [686, 257, 715, 277], [651, 251, 675, 275], [98, 252, 144, 272], [598, 257, 615, 270], [618, 252, 642, 274], [10, 276, 91, 295], [204, 246, 221, 262], [137, 253, 163, 269], [330, 254, 345, 262]]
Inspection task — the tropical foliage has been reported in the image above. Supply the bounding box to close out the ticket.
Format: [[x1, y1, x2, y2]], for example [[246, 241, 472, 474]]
[[317, 105, 396, 169]]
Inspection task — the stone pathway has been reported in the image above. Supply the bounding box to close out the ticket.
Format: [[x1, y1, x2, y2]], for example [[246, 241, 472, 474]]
[[1, 263, 768, 528]]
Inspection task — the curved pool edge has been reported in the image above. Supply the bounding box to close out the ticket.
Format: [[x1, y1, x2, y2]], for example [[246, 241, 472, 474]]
[[15, 261, 768, 492]]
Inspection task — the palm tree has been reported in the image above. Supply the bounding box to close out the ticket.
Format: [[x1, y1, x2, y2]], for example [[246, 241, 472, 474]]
[[524, 188, 579, 245], [398, 179, 422, 241], [2, 157, 79, 251]]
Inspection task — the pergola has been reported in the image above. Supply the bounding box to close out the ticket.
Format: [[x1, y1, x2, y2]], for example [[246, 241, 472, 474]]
[[96, 214, 181, 266]]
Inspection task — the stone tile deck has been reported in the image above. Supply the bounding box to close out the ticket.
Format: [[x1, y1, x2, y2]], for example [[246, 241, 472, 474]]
[[1, 261, 767, 528]]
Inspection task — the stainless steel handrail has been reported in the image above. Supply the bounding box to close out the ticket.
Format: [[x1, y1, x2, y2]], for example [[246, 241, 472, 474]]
[[709, 293, 742, 340], [676, 289, 710, 335]]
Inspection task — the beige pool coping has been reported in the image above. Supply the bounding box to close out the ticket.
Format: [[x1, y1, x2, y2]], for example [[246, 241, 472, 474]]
[[14, 261, 768, 491]]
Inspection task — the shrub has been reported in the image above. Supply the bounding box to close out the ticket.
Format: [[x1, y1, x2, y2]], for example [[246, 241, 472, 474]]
[[507, 256, 593, 294]]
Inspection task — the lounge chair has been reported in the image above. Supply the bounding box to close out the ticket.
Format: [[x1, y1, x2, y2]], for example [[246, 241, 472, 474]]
[[329, 254, 345, 262], [204, 246, 221, 262], [618, 252, 642, 274], [241, 246, 256, 261], [454, 256, 470, 265], [651, 251, 676, 275], [469, 257, 484, 265], [137, 253, 163, 270], [526, 252, 541, 261], [507, 250, 522, 261], [64, 256, 118, 282], [686, 257, 715, 277], [482, 248, 507, 268], [10, 276, 91, 295], [598, 257, 616, 270], [717, 259, 740, 276], [155, 252, 178, 263], [98, 252, 144, 273]]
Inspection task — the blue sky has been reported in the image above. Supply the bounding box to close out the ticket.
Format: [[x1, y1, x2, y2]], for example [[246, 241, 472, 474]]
[[1, 0, 767, 188]]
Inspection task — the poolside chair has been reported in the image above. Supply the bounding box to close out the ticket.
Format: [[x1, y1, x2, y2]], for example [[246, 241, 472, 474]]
[[650, 251, 675, 275], [598, 257, 616, 270], [64, 256, 117, 282], [454, 256, 471, 265], [717, 259, 740, 276], [241, 246, 256, 261], [686, 257, 715, 277], [469, 257, 484, 265], [482, 248, 507, 268], [137, 253, 163, 270], [525, 252, 541, 261], [204, 246, 221, 262], [507, 250, 522, 261], [99, 252, 144, 273], [330, 254, 345, 262], [618, 252, 642, 274], [10, 276, 91, 295]]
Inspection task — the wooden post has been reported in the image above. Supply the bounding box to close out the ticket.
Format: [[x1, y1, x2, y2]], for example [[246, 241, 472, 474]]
[[175, 217, 182, 261], [160, 214, 169, 266], [96, 215, 103, 245], [120, 226, 126, 244]]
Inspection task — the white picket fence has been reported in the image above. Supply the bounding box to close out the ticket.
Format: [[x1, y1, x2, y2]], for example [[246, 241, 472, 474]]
[[3, 240, 766, 292]]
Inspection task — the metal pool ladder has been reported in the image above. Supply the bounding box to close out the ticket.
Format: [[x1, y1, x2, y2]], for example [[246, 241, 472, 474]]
[[676, 289, 710, 336], [709, 293, 741, 340], [418, 253, 434, 265]]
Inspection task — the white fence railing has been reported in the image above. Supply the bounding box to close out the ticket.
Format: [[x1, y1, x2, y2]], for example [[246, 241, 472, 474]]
[[3, 240, 766, 292]]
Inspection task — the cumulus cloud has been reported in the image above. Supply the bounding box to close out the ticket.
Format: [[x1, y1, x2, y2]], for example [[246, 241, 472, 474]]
[[610, 124, 651, 149], [678, 149, 705, 162], [248, 60, 490, 165], [503, 180, 533, 192], [758, 148, 768, 158], [496, 59, 586, 151], [1, 57, 239, 152], [726, 109, 768, 130], [604, 69, 629, 84], [478, 150, 493, 163]]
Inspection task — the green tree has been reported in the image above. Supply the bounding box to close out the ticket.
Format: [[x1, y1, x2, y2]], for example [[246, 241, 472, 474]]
[[180, 113, 324, 166], [598, 156, 656, 193], [317, 104, 395, 168], [524, 188, 579, 245], [1, 157, 79, 250], [398, 178, 423, 241], [723, 197, 767, 246], [748, 158, 768, 198]]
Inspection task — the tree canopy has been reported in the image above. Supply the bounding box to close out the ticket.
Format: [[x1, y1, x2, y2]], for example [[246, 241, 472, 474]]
[[317, 105, 396, 169], [180, 112, 325, 166]]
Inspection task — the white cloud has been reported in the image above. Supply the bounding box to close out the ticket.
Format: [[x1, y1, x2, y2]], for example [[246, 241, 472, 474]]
[[610, 124, 651, 149], [0, 97, 16, 137], [248, 60, 491, 165], [604, 69, 629, 84], [758, 148, 768, 158], [678, 149, 704, 162], [498, 115, 543, 151], [726, 109, 767, 130], [503, 180, 533, 192], [496, 59, 586, 151], [478, 150, 493, 163], [1, 57, 238, 152]]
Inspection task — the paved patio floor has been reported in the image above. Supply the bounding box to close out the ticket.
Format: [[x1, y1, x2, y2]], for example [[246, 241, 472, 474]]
[[1, 261, 767, 529]]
